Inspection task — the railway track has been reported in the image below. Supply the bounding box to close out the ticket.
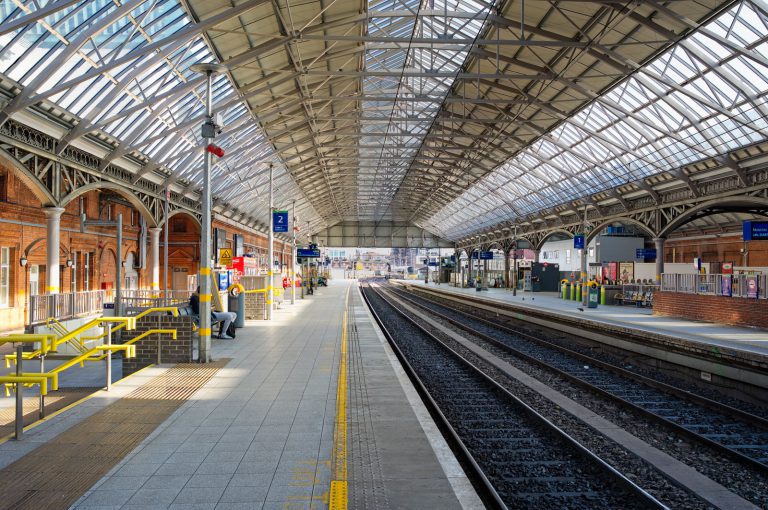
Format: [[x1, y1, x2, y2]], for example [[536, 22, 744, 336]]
[[360, 282, 666, 510], [389, 283, 768, 474]]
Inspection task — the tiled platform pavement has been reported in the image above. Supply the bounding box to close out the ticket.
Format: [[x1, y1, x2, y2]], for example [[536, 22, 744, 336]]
[[347, 287, 481, 510], [43, 278, 472, 509]]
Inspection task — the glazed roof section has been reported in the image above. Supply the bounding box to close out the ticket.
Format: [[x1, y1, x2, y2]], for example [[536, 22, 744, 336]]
[[429, 0, 768, 239], [0, 0, 323, 231], [0, 0, 766, 242]]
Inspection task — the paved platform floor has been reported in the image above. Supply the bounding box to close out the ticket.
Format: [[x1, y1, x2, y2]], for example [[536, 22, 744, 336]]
[[401, 282, 768, 357], [0, 279, 473, 509]]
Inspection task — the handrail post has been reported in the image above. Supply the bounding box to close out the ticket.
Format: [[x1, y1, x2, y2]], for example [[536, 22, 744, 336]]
[[39, 354, 45, 419], [105, 323, 112, 392], [15, 345, 23, 441]]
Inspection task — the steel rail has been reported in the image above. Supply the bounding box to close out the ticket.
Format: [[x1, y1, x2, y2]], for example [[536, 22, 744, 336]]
[[362, 282, 667, 509], [395, 284, 768, 474]]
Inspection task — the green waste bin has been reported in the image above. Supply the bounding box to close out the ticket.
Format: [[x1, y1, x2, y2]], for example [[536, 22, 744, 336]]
[[588, 286, 599, 308]]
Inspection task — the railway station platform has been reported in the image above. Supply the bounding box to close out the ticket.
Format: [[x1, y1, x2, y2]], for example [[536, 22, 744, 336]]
[[400, 282, 768, 353], [395, 281, 768, 390], [0, 280, 478, 510]]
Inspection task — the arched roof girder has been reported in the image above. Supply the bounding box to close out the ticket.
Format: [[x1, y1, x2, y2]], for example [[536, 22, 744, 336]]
[[658, 196, 768, 238], [59, 182, 158, 227]]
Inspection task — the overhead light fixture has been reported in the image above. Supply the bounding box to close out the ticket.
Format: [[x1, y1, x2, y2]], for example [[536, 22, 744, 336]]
[[66, 259, 73, 267], [19, 257, 27, 267]]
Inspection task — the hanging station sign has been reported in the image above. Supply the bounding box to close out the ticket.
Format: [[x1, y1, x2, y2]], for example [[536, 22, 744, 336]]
[[743, 221, 768, 241], [273, 210, 289, 232]]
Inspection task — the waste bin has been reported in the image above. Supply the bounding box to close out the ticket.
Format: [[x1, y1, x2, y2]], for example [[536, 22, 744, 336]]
[[228, 293, 245, 328], [588, 286, 599, 309]]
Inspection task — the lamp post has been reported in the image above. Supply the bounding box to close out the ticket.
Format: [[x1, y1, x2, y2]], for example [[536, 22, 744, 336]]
[[190, 62, 227, 363], [267, 163, 274, 321], [291, 200, 296, 305]]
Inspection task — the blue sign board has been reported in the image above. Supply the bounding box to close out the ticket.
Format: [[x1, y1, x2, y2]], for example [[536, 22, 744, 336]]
[[297, 248, 321, 258], [743, 221, 768, 241], [573, 235, 585, 250], [273, 210, 289, 232], [472, 251, 493, 260], [635, 248, 657, 259]]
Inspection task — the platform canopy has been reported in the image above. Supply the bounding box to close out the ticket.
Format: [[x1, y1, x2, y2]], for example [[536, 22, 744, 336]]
[[1, 0, 767, 241]]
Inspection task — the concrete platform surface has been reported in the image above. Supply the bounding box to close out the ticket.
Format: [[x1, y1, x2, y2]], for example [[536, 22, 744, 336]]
[[0, 278, 473, 510]]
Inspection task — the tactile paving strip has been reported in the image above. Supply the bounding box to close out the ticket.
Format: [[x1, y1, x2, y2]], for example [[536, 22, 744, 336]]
[[348, 296, 390, 510], [0, 361, 229, 509]]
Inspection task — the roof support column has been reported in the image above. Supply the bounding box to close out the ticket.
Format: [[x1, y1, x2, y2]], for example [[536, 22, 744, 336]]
[[43, 207, 65, 294], [149, 227, 162, 290], [654, 238, 665, 286]]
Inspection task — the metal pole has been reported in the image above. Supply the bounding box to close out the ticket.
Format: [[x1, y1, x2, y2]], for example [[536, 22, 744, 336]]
[[106, 323, 112, 391], [15, 345, 23, 440], [115, 213, 122, 318], [163, 187, 170, 306], [199, 70, 214, 362], [513, 225, 517, 296], [291, 200, 296, 305], [267, 164, 274, 320]]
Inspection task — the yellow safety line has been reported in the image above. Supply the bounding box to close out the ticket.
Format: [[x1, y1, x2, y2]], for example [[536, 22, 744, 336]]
[[329, 286, 349, 510], [0, 363, 157, 446]]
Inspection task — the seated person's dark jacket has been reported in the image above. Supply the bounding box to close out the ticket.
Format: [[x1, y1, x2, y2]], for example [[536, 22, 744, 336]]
[[189, 293, 216, 321]]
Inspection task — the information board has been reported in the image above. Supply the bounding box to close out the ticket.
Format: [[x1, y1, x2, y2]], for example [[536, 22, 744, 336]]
[[297, 248, 321, 258], [273, 210, 289, 232], [743, 221, 768, 241], [573, 234, 585, 250], [635, 248, 657, 259]]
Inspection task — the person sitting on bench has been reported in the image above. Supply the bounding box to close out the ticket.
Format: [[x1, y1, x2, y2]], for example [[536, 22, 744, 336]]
[[190, 287, 237, 339]]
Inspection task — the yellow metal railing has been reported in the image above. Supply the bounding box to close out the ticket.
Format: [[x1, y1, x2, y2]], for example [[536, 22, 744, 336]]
[[6, 307, 179, 367]]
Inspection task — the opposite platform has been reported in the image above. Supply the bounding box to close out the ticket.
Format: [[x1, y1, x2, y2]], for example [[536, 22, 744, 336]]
[[396, 281, 768, 389]]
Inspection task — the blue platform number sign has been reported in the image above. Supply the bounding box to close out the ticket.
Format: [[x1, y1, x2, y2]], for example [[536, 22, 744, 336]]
[[743, 221, 768, 241], [273, 210, 289, 232], [573, 234, 585, 250], [480, 251, 494, 260]]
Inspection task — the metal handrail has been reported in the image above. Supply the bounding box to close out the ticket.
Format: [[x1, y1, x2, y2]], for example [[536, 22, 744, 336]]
[[661, 273, 767, 299]]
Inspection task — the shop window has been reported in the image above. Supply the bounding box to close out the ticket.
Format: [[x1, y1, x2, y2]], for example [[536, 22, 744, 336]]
[[29, 265, 39, 296], [0, 247, 10, 306], [83, 252, 90, 291]]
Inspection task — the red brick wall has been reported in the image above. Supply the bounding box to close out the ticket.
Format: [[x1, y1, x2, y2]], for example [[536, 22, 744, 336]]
[[654, 291, 768, 328], [663, 235, 768, 267]]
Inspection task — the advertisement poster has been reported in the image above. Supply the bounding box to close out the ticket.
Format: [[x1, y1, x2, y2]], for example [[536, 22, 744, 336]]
[[746, 276, 759, 299], [722, 262, 733, 275], [721, 275, 732, 297], [602, 262, 617, 282], [619, 262, 634, 283]]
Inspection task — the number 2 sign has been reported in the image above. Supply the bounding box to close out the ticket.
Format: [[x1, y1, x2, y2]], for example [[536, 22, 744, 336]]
[[273, 210, 289, 232]]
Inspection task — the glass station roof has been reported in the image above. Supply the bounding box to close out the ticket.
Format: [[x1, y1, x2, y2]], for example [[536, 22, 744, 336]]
[[427, 0, 768, 239], [0, 0, 322, 231], [0, 0, 766, 241]]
